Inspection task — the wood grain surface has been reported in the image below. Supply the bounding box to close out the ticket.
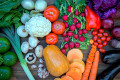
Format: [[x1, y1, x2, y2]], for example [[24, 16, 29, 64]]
[[5, 0, 120, 80]]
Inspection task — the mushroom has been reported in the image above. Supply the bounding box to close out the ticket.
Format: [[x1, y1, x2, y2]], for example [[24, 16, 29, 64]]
[[25, 53, 36, 64], [35, 45, 43, 57], [17, 25, 28, 37], [28, 36, 39, 48], [21, 41, 29, 54]]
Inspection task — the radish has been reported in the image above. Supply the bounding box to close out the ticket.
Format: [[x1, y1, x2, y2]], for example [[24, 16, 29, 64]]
[[64, 22, 69, 28], [67, 6, 72, 13], [67, 31, 73, 37], [61, 49, 66, 54], [64, 44, 69, 49], [63, 15, 68, 21], [76, 23, 81, 28], [70, 24, 76, 31], [78, 30, 83, 35], [69, 42, 74, 48], [74, 34, 79, 39], [80, 13, 85, 17], [73, 18, 77, 23], [75, 42, 80, 48], [83, 29, 88, 34], [64, 37, 69, 42], [75, 10, 79, 16], [62, 32, 67, 37], [79, 36, 85, 42]]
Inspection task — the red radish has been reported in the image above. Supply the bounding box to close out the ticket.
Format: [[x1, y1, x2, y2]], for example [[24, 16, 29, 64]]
[[64, 22, 69, 28], [79, 36, 85, 42], [76, 22, 81, 28], [74, 34, 79, 39], [63, 15, 68, 21], [69, 42, 74, 48], [67, 6, 72, 13], [73, 18, 77, 23], [67, 31, 73, 37], [70, 24, 76, 31], [75, 42, 80, 48], [78, 30, 83, 35], [64, 43, 69, 49], [75, 10, 79, 16], [64, 37, 69, 42], [80, 12, 85, 17], [61, 49, 66, 54], [83, 29, 88, 34], [62, 32, 67, 37]]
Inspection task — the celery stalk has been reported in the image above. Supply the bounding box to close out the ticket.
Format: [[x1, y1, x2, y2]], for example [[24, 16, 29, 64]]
[[0, 27, 35, 80]]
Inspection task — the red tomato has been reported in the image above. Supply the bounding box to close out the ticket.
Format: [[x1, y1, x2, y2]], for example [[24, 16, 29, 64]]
[[93, 35, 98, 41], [103, 41, 107, 46], [98, 44, 103, 49], [99, 48, 106, 53], [106, 36, 111, 41], [97, 33, 103, 37], [46, 33, 58, 45], [99, 29, 104, 33], [92, 30, 98, 35], [44, 6, 59, 22], [94, 42, 98, 46], [97, 39, 102, 43], [103, 32, 109, 36], [52, 21, 65, 34], [101, 36, 106, 41]]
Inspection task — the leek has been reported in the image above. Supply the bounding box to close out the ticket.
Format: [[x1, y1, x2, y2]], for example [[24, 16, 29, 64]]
[[0, 27, 35, 80]]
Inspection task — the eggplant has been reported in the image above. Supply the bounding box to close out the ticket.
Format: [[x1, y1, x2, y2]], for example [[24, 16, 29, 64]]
[[97, 63, 120, 80], [101, 50, 120, 64]]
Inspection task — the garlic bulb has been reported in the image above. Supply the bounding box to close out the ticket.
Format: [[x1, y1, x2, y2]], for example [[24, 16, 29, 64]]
[[21, 41, 29, 54], [35, 45, 43, 57], [28, 36, 39, 48], [21, 13, 30, 24], [17, 25, 28, 37]]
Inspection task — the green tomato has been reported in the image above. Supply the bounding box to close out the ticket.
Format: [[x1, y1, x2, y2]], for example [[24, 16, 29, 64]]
[[0, 37, 11, 53], [3, 52, 17, 66]]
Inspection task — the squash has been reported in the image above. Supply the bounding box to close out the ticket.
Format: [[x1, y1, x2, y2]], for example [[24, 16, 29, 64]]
[[54, 78, 62, 80], [43, 45, 69, 77]]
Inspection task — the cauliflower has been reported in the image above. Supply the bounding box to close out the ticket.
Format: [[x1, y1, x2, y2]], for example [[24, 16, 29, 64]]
[[25, 16, 51, 37]]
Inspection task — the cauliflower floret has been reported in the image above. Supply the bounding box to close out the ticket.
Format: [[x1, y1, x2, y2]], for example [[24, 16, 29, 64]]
[[25, 16, 51, 37]]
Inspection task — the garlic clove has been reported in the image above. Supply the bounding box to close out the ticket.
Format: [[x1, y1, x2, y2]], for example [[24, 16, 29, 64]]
[[38, 64, 44, 68], [31, 65, 37, 69], [39, 58, 44, 63]]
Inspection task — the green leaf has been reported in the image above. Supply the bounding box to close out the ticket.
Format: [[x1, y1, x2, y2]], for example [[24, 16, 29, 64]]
[[54, 0, 60, 9], [60, 41, 67, 49]]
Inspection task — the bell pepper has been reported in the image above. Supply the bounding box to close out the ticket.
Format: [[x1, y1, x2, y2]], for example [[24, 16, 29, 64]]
[[85, 5, 101, 30]]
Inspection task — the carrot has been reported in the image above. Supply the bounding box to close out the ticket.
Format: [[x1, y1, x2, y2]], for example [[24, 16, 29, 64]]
[[54, 78, 62, 80], [61, 75, 73, 80], [89, 39, 94, 44], [81, 45, 97, 80], [67, 49, 83, 62], [66, 68, 82, 80], [69, 61, 85, 73], [89, 51, 99, 80]]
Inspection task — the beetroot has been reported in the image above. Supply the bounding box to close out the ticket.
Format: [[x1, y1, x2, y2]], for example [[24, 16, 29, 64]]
[[76, 22, 81, 28], [64, 44, 69, 49], [79, 36, 85, 42], [75, 42, 80, 48], [83, 29, 88, 34], [62, 32, 67, 37], [70, 24, 76, 31], [61, 49, 66, 54], [67, 6, 72, 13], [63, 15, 68, 21], [80, 13, 85, 17], [64, 22, 69, 28], [73, 18, 77, 23], [64, 37, 69, 42], [74, 34, 79, 39], [67, 31, 73, 37], [69, 42, 74, 48], [78, 30, 83, 35], [75, 10, 79, 16]]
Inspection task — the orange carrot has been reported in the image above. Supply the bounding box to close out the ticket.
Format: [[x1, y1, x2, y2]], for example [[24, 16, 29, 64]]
[[89, 51, 99, 80], [61, 75, 73, 80], [81, 45, 97, 80], [89, 39, 94, 44]]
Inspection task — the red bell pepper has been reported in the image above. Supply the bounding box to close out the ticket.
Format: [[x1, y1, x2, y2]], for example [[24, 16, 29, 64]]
[[85, 5, 101, 30]]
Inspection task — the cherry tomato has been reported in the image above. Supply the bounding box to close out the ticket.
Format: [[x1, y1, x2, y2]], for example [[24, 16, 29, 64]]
[[106, 36, 111, 41], [97, 39, 102, 43], [46, 33, 58, 45], [94, 42, 98, 46], [52, 21, 65, 34], [92, 30, 98, 35], [101, 36, 106, 41], [97, 33, 103, 37], [99, 48, 106, 53], [103, 32, 109, 36], [98, 44, 103, 49], [93, 35, 98, 41], [99, 29, 104, 33], [44, 6, 59, 22], [103, 41, 107, 46]]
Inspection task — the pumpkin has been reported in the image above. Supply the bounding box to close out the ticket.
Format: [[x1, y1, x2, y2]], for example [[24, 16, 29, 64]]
[[43, 45, 69, 77]]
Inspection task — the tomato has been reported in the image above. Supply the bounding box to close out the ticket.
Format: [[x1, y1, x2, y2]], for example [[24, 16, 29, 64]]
[[94, 42, 98, 46], [103, 41, 107, 46], [98, 44, 103, 48], [97, 33, 102, 37], [103, 32, 109, 36], [101, 36, 106, 41], [99, 29, 104, 33], [106, 36, 111, 41], [44, 6, 59, 22], [99, 48, 106, 53], [93, 35, 98, 41], [97, 39, 102, 43], [92, 30, 97, 35], [52, 21, 65, 34], [46, 33, 58, 45]]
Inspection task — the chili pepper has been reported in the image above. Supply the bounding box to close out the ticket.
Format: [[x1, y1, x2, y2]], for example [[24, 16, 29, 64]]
[[85, 5, 101, 30]]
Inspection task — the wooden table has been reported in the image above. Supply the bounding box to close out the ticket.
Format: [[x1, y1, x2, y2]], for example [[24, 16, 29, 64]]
[[9, 0, 120, 80]]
